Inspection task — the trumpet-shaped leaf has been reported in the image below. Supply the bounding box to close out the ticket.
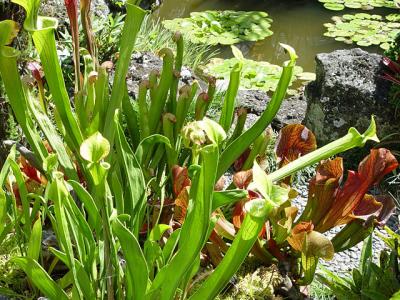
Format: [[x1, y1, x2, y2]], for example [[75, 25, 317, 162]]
[[287, 222, 334, 260], [0, 20, 19, 46], [80, 132, 110, 163], [316, 148, 398, 232]]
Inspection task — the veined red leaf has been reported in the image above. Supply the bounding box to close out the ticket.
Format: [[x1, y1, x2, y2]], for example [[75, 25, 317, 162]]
[[64, 0, 78, 22], [287, 221, 334, 260], [233, 169, 253, 189], [232, 200, 245, 229], [19, 156, 46, 185], [172, 165, 191, 197], [174, 187, 189, 224], [213, 210, 235, 239], [353, 194, 382, 218], [232, 190, 258, 229], [234, 148, 250, 171], [314, 148, 398, 232], [214, 176, 225, 191], [275, 124, 317, 168], [302, 158, 343, 226]]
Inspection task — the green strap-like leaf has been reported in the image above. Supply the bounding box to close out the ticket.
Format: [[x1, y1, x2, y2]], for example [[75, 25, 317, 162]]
[[112, 218, 149, 299], [0, 191, 7, 239], [27, 217, 42, 261], [68, 180, 102, 234], [11, 0, 83, 151], [103, 3, 147, 146], [48, 173, 83, 298], [115, 112, 146, 232], [12, 257, 69, 300], [0, 26, 48, 164], [49, 248, 96, 299], [31, 20, 83, 151], [219, 61, 242, 132]]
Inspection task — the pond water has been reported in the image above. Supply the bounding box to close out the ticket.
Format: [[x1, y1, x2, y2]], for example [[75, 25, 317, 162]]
[[154, 0, 386, 72]]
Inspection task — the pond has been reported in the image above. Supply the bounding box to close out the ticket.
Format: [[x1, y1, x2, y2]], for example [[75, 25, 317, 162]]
[[154, 0, 388, 72]]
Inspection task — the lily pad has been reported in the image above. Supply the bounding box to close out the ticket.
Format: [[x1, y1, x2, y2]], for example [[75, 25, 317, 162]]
[[204, 58, 313, 94], [319, 0, 399, 10], [162, 10, 273, 45], [324, 13, 400, 49]]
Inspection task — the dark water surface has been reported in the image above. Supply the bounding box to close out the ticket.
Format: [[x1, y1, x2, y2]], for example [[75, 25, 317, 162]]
[[154, 0, 385, 71]]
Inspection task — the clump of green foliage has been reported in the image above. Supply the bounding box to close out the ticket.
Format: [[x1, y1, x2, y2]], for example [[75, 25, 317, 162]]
[[317, 231, 400, 300], [162, 10, 273, 45], [324, 13, 400, 50]]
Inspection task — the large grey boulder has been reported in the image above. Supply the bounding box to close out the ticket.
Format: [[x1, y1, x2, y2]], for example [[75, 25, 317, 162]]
[[303, 48, 396, 146]]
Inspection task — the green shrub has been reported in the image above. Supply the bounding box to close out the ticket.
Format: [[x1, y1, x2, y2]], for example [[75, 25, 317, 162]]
[[317, 232, 400, 300]]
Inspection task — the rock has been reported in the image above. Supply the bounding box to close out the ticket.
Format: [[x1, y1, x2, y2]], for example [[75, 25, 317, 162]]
[[303, 48, 397, 149], [236, 90, 270, 115], [237, 89, 307, 130]]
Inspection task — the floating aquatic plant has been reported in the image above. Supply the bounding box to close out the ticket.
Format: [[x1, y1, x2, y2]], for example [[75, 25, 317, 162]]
[[324, 13, 400, 50], [204, 57, 315, 94], [162, 10, 273, 45], [319, 0, 398, 11]]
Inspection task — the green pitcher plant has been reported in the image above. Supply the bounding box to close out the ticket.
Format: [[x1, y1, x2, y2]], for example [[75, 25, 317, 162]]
[[0, 0, 397, 298]]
